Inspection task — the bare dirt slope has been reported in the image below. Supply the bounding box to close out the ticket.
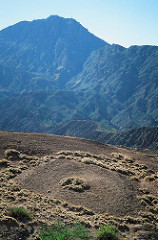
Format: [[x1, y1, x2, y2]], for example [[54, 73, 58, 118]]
[[0, 131, 158, 240], [15, 157, 140, 217], [0, 130, 115, 157]]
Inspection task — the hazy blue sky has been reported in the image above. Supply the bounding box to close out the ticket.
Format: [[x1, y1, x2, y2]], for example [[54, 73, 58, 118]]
[[0, 0, 158, 47]]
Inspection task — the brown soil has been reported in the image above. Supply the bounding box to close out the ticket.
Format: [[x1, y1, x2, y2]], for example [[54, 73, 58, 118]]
[[15, 157, 140, 217], [0, 130, 115, 158], [0, 130, 158, 240]]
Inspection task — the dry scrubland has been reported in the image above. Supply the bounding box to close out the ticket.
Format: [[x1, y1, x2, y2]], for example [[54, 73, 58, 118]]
[[0, 131, 158, 240]]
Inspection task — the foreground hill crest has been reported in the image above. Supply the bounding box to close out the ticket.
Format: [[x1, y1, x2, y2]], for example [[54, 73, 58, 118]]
[[0, 131, 158, 239]]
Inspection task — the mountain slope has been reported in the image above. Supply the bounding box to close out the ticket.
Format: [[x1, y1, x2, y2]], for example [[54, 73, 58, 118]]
[[51, 120, 116, 140], [69, 44, 158, 128], [49, 120, 158, 150], [108, 126, 158, 150], [0, 16, 158, 142], [0, 90, 86, 132], [0, 15, 106, 92]]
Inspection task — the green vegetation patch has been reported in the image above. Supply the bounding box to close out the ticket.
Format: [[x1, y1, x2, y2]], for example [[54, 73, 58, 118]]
[[39, 221, 91, 240], [8, 206, 31, 220], [97, 224, 118, 240]]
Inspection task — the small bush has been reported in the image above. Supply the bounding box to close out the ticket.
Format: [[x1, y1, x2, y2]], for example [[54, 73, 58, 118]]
[[9, 207, 31, 220], [0, 159, 10, 167], [97, 224, 118, 240], [4, 149, 20, 160], [144, 175, 156, 182], [60, 177, 90, 192], [39, 221, 91, 240]]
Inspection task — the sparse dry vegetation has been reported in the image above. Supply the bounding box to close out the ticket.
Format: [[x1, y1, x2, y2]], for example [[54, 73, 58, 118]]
[[56, 150, 157, 181], [0, 131, 157, 239], [8, 206, 31, 221], [4, 149, 21, 160], [60, 177, 90, 192]]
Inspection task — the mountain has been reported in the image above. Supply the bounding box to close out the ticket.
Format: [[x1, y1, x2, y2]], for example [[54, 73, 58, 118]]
[[108, 126, 158, 150], [0, 16, 158, 150], [51, 120, 158, 150], [69, 44, 158, 129], [50, 120, 116, 140], [0, 15, 106, 92], [0, 90, 82, 132]]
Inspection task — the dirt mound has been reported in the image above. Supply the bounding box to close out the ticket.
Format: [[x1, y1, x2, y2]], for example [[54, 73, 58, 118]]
[[15, 156, 141, 217], [0, 131, 158, 239]]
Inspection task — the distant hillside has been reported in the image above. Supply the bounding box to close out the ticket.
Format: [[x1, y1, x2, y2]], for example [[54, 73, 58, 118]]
[[51, 120, 116, 140], [108, 126, 158, 150], [0, 90, 82, 132], [50, 120, 158, 150], [69, 44, 158, 129]]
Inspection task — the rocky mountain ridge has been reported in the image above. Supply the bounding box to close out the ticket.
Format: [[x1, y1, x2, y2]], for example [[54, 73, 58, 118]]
[[0, 16, 158, 149]]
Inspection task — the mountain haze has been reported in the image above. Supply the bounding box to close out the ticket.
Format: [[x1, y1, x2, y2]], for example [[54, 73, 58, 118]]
[[0, 15, 158, 149], [70, 44, 158, 129], [0, 15, 106, 91]]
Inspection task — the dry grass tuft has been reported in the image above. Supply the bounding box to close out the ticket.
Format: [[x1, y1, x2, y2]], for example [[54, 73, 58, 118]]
[[138, 188, 150, 194], [144, 175, 156, 181], [57, 150, 155, 178], [81, 158, 95, 164], [111, 153, 123, 160], [0, 159, 10, 167], [60, 176, 90, 192], [4, 149, 21, 160], [8, 206, 32, 221]]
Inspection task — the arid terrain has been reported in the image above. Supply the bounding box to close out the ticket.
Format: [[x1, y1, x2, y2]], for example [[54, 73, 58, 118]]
[[0, 130, 158, 240]]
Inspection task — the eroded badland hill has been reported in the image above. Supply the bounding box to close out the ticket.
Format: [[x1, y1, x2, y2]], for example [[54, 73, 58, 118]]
[[0, 131, 158, 240]]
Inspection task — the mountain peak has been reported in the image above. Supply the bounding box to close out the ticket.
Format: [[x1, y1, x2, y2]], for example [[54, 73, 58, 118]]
[[46, 14, 77, 22], [0, 15, 106, 89]]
